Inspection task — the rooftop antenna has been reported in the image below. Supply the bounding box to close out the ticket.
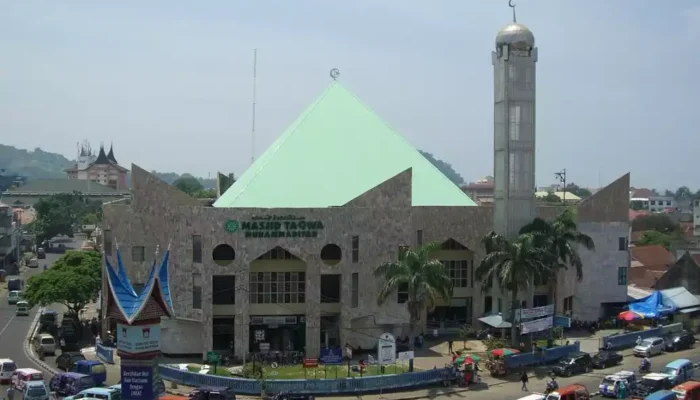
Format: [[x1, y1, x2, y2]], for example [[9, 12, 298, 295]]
[[509, 0, 517, 23], [251, 48, 258, 166]]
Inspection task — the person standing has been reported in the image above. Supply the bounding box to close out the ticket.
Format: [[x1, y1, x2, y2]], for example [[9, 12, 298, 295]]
[[6, 386, 15, 400], [617, 379, 627, 399], [520, 371, 529, 391], [448, 339, 454, 354]]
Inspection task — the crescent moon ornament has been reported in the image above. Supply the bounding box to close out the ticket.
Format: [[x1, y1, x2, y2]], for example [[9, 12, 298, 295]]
[[509, 0, 515, 7], [330, 68, 340, 80]]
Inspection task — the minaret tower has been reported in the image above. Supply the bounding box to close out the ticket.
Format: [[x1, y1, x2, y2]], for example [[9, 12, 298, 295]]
[[492, 0, 537, 237]]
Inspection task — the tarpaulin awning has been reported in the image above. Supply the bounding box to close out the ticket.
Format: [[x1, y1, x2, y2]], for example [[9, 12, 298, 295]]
[[478, 314, 512, 328], [627, 291, 677, 318]]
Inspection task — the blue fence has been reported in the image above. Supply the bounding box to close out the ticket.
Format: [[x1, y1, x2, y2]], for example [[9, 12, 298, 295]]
[[504, 342, 581, 369], [600, 323, 683, 351], [96, 343, 115, 364], [158, 365, 446, 396]]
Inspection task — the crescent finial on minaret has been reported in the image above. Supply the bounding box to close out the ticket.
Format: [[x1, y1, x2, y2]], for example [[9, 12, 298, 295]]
[[509, 0, 517, 23]]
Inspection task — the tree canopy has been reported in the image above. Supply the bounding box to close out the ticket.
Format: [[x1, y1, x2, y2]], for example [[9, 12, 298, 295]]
[[31, 192, 103, 243], [419, 150, 464, 185], [24, 250, 102, 315], [638, 230, 674, 250], [173, 175, 204, 195], [631, 214, 679, 234], [564, 183, 592, 199]]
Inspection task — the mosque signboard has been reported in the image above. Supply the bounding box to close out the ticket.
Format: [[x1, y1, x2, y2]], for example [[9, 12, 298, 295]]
[[225, 215, 324, 238]]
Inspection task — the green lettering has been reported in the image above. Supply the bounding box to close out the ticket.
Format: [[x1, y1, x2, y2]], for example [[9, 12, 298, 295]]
[[245, 231, 252, 238], [298, 221, 306, 229], [316, 221, 324, 229], [312, 231, 318, 237], [242, 222, 251, 230], [289, 222, 298, 230]]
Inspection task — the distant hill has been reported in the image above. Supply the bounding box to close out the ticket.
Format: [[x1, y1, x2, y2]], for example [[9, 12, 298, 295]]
[[0, 144, 216, 189]]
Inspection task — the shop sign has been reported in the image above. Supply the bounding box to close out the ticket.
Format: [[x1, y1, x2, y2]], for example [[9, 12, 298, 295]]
[[344, 343, 353, 359], [319, 348, 343, 365], [225, 215, 324, 238], [515, 304, 554, 322], [117, 323, 160, 354], [303, 358, 319, 368], [121, 365, 153, 400], [520, 316, 553, 334]]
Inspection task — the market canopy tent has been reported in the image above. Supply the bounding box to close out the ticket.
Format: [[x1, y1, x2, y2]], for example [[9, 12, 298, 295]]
[[627, 290, 677, 318]]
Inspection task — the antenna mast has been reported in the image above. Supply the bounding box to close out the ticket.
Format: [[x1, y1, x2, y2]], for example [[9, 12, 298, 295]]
[[251, 49, 258, 166]]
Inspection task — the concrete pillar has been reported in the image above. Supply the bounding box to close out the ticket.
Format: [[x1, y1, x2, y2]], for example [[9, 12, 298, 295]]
[[305, 262, 321, 358], [234, 270, 250, 360]]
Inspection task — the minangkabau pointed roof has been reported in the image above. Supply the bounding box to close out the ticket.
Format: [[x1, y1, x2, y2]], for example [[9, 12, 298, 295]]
[[105, 246, 174, 324], [94, 145, 111, 165], [107, 143, 118, 164], [213, 82, 476, 208]]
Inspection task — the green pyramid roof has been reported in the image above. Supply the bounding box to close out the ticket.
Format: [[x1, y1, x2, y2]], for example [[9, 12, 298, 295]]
[[213, 82, 476, 208]]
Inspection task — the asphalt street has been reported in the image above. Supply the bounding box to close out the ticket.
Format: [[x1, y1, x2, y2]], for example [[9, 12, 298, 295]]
[[356, 345, 700, 400], [0, 236, 79, 390]]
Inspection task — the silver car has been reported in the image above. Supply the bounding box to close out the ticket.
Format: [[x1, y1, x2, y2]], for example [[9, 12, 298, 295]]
[[633, 337, 665, 357], [22, 381, 49, 400]]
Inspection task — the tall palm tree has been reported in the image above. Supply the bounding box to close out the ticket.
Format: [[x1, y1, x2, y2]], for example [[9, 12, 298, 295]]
[[374, 241, 453, 371], [476, 232, 552, 346], [519, 208, 595, 319]]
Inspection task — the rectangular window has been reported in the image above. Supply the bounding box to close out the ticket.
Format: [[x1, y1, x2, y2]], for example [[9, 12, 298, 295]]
[[618, 237, 627, 251], [320, 275, 341, 303], [103, 230, 113, 256], [249, 272, 306, 304], [442, 260, 468, 288], [497, 298, 503, 313], [617, 267, 628, 285], [417, 230, 423, 246], [351, 273, 359, 308], [192, 235, 202, 263], [470, 260, 474, 288], [131, 246, 145, 262], [192, 273, 202, 310], [212, 275, 235, 304], [397, 283, 408, 304], [351, 236, 359, 263], [465, 297, 473, 323], [484, 296, 493, 314], [563, 296, 573, 314]]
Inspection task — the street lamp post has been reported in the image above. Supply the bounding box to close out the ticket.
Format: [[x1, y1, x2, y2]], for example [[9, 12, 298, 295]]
[[555, 169, 567, 203]]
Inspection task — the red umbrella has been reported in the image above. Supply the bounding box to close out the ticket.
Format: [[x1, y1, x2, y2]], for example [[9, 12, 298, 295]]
[[618, 310, 644, 321], [491, 348, 520, 357]]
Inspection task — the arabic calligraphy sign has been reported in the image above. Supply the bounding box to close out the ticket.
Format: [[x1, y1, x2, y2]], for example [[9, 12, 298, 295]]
[[225, 215, 324, 238]]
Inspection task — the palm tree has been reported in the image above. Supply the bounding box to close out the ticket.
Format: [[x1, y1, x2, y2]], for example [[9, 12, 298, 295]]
[[374, 241, 453, 371], [519, 208, 595, 319], [476, 232, 552, 346]]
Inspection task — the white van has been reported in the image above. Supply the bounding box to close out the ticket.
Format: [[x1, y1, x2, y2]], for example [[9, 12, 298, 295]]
[[0, 358, 17, 384], [33, 333, 56, 356], [16, 300, 30, 316], [28, 258, 39, 268]]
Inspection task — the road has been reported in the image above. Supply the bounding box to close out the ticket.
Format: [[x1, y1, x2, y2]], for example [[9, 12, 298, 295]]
[[336, 346, 700, 400], [0, 236, 80, 389]]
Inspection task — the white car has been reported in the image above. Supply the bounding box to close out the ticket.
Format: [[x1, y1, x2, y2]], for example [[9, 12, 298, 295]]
[[0, 358, 16, 384], [7, 290, 20, 305], [633, 337, 665, 357], [22, 381, 49, 400]]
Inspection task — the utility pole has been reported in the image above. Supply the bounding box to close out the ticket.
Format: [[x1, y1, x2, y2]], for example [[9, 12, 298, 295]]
[[555, 169, 567, 203]]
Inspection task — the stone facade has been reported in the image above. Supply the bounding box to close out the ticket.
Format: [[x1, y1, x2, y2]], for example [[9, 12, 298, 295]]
[[102, 165, 630, 359]]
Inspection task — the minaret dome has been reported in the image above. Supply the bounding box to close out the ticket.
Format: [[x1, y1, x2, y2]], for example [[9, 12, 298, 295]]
[[495, 23, 535, 48]]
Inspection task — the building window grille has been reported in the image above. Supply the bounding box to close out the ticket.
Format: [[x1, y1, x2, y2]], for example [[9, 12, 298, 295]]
[[617, 267, 628, 286], [249, 272, 306, 304], [192, 273, 202, 310], [563, 296, 573, 314], [351, 273, 359, 308], [397, 283, 408, 304], [192, 235, 202, 263], [618, 237, 627, 251], [351, 236, 359, 263], [131, 246, 145, 262], [417, 230, 423, 246], [484, 296, 493, 314], [442, 260, 468, 288]]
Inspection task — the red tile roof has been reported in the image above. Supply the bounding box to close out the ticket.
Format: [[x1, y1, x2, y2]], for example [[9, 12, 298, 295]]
[[629, 266, 666, 289], [630, 245, 674, 268], [629, 209, 650, 222], [631, 188, 655, 198]]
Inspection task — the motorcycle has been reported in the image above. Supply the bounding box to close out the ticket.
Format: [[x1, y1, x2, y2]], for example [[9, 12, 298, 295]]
[[639, 360, 651, 373], [545, 381, 559, 394]]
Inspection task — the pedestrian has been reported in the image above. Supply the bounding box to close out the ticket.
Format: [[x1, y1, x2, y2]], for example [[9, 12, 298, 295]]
[[617, 379, 627, 399], [520, 371, 529, 391], [448, 339, 454, 353], [6, 386, 15, 400], [636, 336, 642, 346]]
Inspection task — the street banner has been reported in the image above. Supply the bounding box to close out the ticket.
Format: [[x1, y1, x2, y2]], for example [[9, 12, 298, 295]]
[[520, 316, 553, 334], [515, 304, 554, 321]]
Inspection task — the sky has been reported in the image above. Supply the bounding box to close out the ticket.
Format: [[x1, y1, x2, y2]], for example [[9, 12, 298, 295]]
[[1, 0, 699, 190]]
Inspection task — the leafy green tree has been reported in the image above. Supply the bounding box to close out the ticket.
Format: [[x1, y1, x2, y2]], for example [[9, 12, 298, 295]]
[[538, 192, 561, 203], [419, 150, 464, 185], [81, 213, 99, 225], [565, 183, 592, 199], [476, 232, 551, 346], [675, 186, 692, 201], [632, 214, 679, 234], [638, 231, 674, 250], [519, 208, 595, 322], [173, 175, 204, 195], [664, 190, 674, 197], [193, 188, 217, 198], [33, 192, 103, 243], [24, 250, 101, 315], [374, 242, 452, 371]]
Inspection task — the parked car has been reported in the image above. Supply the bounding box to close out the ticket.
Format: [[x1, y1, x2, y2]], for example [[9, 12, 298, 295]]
[[21, 380, 49, 400], [55, 352, 85, 371], [591, 351, 623, 369], [63, 387, 121, 400], [664, 331, 696, 352], [550, 352, 593, 377], [32, 333, 57, 356], [633, 337, 665, 357]]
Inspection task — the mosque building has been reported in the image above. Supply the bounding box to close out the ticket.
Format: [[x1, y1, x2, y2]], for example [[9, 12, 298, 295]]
[[101, 10, 629, 359]]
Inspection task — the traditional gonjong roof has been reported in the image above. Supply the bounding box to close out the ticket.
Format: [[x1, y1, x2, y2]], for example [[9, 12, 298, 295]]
[[107, 143, 118, 164], [105, 244, 174, 323], [93, 145, 112, 165]]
